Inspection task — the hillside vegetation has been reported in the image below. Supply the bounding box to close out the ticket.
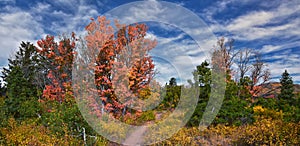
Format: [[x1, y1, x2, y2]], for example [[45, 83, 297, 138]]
[[0, 16, 299, 145]]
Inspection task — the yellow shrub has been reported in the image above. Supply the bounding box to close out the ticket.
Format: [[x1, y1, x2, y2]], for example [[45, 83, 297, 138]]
[[238, 118, 300, 145], [253, 105, 284, 120], [236, 106, 300, 145], [0, 118, 82, 145], [152, 127, 200, 145], [150, 125, 239, 145], [197, 125, 239, 145]]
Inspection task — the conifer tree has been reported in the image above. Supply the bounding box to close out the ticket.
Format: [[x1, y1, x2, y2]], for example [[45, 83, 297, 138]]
[[279, 70, 294, 102], [1, 42, 41, 119], [1, 42, 40, 98], [169, 77, 177, 86]]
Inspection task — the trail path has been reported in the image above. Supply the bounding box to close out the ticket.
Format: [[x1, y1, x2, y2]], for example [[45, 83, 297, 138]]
[[123, 125, 148, 145], [122, 112, 164, 145]]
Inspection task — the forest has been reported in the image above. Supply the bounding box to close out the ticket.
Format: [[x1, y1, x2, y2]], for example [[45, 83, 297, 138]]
[[0, 16, 299, 145]]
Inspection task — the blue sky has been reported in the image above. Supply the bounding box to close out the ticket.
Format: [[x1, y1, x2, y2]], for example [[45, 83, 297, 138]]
[[0, 0, 299, 85]]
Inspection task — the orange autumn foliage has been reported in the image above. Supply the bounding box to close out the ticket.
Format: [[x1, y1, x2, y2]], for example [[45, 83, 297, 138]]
[[84, 16, 157, 117], [37, 33, 77, 102]]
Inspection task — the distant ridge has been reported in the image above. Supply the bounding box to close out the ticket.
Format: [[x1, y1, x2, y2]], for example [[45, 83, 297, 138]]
[[259, 82, 300, 97]]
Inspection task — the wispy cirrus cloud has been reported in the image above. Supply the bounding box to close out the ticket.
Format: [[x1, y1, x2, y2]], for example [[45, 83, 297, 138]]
[[0, 0, 299, 85], [102, 1, 217, 84], [260, 41, 300, 54], [0, 0, 15, 5], [147, 30, 210, 85], [212, 0, 300, 41], [199, 0, 300, 83]]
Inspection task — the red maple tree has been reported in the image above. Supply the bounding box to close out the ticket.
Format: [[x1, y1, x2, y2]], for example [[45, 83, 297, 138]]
[[37, 33, 77, 103], [84, 16, 157, 117]]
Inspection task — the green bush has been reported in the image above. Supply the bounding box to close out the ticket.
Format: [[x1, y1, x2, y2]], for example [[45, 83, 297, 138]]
[[135, 110, 156, 125], [215, 96, 253, 126], [255, 97, 278, 110], [39, 97, 95, 137]]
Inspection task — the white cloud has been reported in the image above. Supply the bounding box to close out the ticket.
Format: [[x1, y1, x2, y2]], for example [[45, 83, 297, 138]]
[[48, 0, 82, 12], [225, 1, 300, 40], [261, 41, 300, 54], [104, 1, 217, 42], [199, 0, 300, 83], [34, 2, 51, 13], [0, 11, 44, 59], [269, 63, 300, 81], [259, 42, 300, 83], [46, 1, 100, 34], [0, 7, 47, 84], [101, 1, 219, 84], [264, 51, 300, 83], [148, 31, 211, 85], [0, 0, 15, 4], [227, 11, 274, 31], [200, 0, 256, 24], [0, 0, 101, 80], [0, 0, 100, 58], [201, 0, 300, 41]]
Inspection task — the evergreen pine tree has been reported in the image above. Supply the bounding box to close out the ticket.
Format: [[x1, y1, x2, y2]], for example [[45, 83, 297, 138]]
[[1, 42, 41, 119], [169, 77, 177, 86], [279, 70, 294, 101], [188, 61, 211, 126], [161, 77, 181, 109], [195, 60, 211, 99], [0, 83, 5, 96]]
